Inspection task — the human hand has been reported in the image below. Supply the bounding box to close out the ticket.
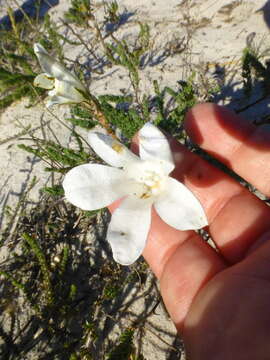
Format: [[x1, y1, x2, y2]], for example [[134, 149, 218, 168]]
[[149, 103, 270, 359], [111, 103, 270, 359]]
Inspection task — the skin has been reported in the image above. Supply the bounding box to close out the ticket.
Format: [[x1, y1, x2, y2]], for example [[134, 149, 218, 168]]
[[111, 103, 270, 359]]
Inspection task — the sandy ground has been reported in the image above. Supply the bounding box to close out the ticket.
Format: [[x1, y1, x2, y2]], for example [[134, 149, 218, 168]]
[[0, 0, 270, 358]]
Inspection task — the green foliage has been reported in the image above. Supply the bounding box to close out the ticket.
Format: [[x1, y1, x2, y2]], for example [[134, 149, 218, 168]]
[[42, 184, 64, 197], [98, 94, 133, 104], [107, 24, 150, 69], [106, 40, 140, 89], [22, 233, 54, 305], [67, 104, 97, 129], [69, 354, 79, 360], [153, 75, 197, 137], [105, 23, 150, 90], [104, 1, 120, 24], [107, 329, 135, 360], [103, 283, 120, 300], [98, 95, 145, 139], [18, 139, 91, 173], [1, 53, 34, 74], [68, 284, 77, 301], [42, 14, 64, 59], [0, 67, 41, 110], [137, 23, 151, 56], [64, 0, 93, 26], [84, 208, 103, 218], [0, 270, 27, 294], [59, 246, 70, 275], [242, 47, 270, 96]]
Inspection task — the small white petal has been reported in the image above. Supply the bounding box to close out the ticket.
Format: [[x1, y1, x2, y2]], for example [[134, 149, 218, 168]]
[[88, 132, 138, 168], [33, 73, 54, 89], [47, 89, 57, 97], [154, 177, 208, 230], [53, 79, 85, 102], [139, 122, 175, 174], [45, 91, 84, 108], [107, 197, 152, 265], [34, 43, 84, 88], [46, 95, 71, 107], [34, 43, 49, 56], [34, 43, 68, 79], [63, 164, 124, 210], [54, 78, 85, 97]]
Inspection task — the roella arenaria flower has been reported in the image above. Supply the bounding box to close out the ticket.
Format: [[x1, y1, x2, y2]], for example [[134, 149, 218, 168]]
[[33, 43, 86, 107], [63, 123, 208, 265]]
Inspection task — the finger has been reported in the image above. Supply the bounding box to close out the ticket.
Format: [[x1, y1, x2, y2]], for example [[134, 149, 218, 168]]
[[185, 103, 270, 196]]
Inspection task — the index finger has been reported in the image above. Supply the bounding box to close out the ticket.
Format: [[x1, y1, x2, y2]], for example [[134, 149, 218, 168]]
[[185, 103, 270, 196]]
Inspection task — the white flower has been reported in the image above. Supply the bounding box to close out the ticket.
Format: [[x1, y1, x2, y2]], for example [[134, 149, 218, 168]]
[[33, 43, 86, 107], [63, 123, 208, 265]]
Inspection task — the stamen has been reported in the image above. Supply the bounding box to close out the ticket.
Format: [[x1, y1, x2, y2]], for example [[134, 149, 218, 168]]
[[125, 160, 166, 200], [112, 142, 124, 153]]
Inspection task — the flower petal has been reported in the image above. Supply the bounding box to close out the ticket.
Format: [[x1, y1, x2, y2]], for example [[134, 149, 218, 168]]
[[154, 177, 208, 230], [139, 122, 174, 174], [34, 43, 83, 87], [107, 197, 152, 265], [45, 95, 71, 107], [53, 79, 85, 101], [33, 73, 54, 89], [63, 164, 124, 210], [88, 131, 138, 168]]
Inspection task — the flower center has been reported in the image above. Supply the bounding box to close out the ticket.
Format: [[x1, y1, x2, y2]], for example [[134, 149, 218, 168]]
[[125, 160, 166, 200], [140, 170, 164, 199]]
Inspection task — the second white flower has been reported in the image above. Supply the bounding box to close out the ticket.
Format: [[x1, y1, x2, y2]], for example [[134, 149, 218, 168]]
[[33, 43, 86, 107]]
